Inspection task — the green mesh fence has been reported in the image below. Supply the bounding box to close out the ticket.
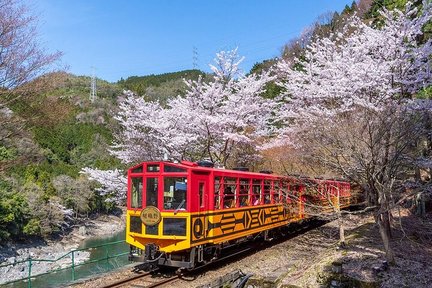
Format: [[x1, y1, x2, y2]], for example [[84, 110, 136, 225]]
[[0, 240, 129, 288]]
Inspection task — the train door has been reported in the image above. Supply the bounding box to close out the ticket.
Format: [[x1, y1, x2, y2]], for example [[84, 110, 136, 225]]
[[191, 172, 210, 242]]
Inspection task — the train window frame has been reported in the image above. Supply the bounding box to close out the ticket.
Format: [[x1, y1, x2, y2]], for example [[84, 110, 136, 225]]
[[145, 177, 159, 208], [146, 164, 160, 172], [223, 177, 236, 209], [130, 177, 143, 209], [214, 176, 222, 210], [145, 224, 158, 235], [252, 179, 262, 205], [239, 178, 250, 207], [199, 181, 205, 208], [288, 182, 299, 203], [132, 165, 143, 173], [273, 180, 281, 203], [263, 180, 272, 204], [280, 179, 288, 204], [163, 218, 186, 236], [163, 176, 188, 211], [163, 164, 187, 173]]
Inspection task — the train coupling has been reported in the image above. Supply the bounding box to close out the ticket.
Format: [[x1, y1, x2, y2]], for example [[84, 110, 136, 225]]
[[144, 243, 160, 261], [129, 243, 164, 263]]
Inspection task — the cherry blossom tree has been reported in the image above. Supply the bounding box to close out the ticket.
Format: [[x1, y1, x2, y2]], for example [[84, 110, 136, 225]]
[[83, 49, 275, 201], [111, 49, 274, 167], [274, 1, 432, 264], [276, 1, 431, 124], [80, 168, 127, 205]]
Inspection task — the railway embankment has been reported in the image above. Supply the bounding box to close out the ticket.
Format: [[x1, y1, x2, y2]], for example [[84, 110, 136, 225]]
[[69, 210, 432, 288], [186, 210, 432, 288], [0, 212, 125, 284]]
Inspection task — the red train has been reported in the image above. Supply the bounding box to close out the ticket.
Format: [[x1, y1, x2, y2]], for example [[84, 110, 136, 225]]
[[126, 160, 351, 269]]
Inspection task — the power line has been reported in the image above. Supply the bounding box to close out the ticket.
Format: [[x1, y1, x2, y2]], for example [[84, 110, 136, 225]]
[[192, 46, 198, 69], [90, 66, 97, 102]]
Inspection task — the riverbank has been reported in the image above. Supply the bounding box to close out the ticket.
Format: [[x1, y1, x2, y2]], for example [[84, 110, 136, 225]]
[[0, 212, 125, 285]]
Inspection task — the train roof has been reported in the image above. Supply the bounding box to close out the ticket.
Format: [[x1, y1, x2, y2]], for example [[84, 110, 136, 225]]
[[129, 161, 350, 184]]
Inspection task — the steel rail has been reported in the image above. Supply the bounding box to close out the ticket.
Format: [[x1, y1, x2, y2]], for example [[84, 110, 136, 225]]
[[100, 271, 152, 288], [141, 276, 179, 288]]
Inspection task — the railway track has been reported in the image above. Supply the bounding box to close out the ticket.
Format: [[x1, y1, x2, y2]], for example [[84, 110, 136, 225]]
[[99, 218, 326, 288], [101, 270, 179, 288]]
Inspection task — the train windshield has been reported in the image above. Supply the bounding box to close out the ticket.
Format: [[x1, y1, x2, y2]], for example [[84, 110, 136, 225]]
[[146, 177, 159, 207], [163, 177, 187, 210], [131, 177, 143, 208], [128, 163, 190, 210]]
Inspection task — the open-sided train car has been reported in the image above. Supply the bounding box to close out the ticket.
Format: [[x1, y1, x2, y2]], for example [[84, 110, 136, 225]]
[[126, 161, 351, 269]]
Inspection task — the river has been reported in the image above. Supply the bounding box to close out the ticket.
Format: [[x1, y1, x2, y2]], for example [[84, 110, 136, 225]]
[[5, 228, 129, 288]]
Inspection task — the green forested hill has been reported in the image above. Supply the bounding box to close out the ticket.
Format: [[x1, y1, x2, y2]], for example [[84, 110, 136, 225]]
[[0, 72, 124, 240], [0, 69, 209, 241], [118, 69, 207, 103]]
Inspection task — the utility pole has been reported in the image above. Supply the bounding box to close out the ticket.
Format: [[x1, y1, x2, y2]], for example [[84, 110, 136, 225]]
[[90, 66, 97, 103], [192, 46, 198, 69]]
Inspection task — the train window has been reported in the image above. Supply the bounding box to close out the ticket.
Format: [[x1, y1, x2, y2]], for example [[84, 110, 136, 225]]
[[304, 181, 317, 197], [274, 180, 280, 203], [326, 182, 335, 199], [341, 184, 346, 196], [280, 179, 288, 203], [223, 177, 236, 208], [164, 165, 186, 173], [239, 179, 250, 207], [132, 165, 143, 173], [322, 183, 328, 199], [288, 184, 298, 202], [131, 177, 143, 208], [147, 164, 160, 172], [130, 216, 142, 234], [287, 183, 299, 214], [335, 183, 341, 197], [163, 218, 186, 236], [285, 181, 290, 203], [146, 178, 159, 207], [163, 177, 187, 210], [145, 224, 158, 235], [214, 177, 221, 210], [199, 182, 205, 208], [319, 183, 327, 199], [252, 179, 261, 205], [264, 180, 271, 204]]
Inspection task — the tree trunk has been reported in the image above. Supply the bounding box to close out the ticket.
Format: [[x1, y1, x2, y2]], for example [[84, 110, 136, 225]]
[[335, 190, 346, 247], [383, 208, 393, 239], [377, 213, 395, 264], [416, 192, 426, 217], [338, 213, 346, 247]]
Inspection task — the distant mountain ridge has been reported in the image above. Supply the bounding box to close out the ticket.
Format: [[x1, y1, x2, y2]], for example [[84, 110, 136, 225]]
[[118, 69, 207, 103]]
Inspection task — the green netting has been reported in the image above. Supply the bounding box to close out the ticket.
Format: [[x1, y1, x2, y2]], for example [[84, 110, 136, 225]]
[[0, 240, 129, 288]]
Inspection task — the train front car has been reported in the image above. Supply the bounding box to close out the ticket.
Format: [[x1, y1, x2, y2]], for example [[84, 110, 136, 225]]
[[126, 161, 195, 269]]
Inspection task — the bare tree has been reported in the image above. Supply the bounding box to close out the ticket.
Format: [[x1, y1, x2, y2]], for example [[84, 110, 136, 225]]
[[294, 105, 429, 263], [278, 177, 356, 247], [0, 0, 62, 107]]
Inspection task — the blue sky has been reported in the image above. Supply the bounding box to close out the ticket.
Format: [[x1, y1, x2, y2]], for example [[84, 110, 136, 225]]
[[33, 0, 354, 82]]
